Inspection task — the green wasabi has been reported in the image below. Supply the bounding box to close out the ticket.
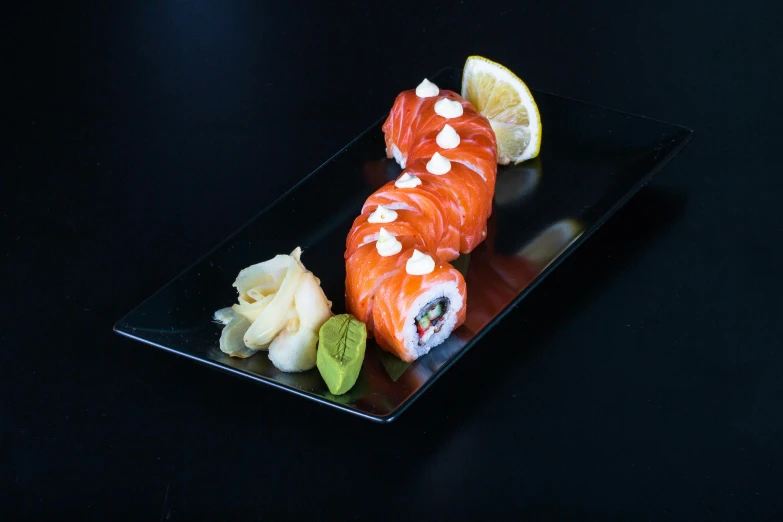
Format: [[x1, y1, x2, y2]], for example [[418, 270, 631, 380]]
[[317, 314, 367, 395]]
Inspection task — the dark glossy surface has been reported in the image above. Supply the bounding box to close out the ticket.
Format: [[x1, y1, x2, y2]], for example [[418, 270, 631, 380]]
[[5, 1, 783, 519], [114, 68, 691, 422]]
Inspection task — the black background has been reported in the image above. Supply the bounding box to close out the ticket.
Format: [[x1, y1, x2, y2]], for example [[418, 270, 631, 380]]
[[2, 0, 781, 520]]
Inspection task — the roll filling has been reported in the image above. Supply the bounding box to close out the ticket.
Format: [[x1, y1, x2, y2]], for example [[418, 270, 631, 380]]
[[415, 297, 450, 345], [371, 261, 467, 363]]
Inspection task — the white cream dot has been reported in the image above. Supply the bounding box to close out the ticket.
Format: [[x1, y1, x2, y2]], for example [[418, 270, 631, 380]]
[[415, 78, 439, 98], [395, 173, 422, 188], [434, 98, 463, 118], [436, 124, 461, 149], [426, 152, 451, 175]]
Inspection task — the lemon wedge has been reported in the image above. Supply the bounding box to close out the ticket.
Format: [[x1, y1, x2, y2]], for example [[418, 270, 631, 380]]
[[461, 55, 542, 164]]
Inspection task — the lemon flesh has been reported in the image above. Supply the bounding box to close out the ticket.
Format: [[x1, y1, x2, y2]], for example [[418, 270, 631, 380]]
[[461, 55, 542, 164]]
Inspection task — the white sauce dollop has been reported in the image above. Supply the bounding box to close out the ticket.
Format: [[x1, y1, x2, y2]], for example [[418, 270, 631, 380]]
[[367, 204, 398, 224], [395, 173, 422, 188], [434, 98, 464, 118], [406, 249, 435, 275], [426, 152, 451, 175], [376, 228, 402, 257], [436, 124, 461, 149], [415, 78, 439, 98]]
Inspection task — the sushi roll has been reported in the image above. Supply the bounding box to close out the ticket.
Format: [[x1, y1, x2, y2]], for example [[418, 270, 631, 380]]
[[345, 78, 498, 362], [371, 249, 467, 362], [345, 235, 426, 333]]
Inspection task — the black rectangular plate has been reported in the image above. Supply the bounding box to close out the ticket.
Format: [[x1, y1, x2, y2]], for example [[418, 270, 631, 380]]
[[113, 66, 693, 423]]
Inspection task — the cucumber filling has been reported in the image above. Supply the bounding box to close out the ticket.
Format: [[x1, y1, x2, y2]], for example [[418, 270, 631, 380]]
[[415, 297, 450, 345]]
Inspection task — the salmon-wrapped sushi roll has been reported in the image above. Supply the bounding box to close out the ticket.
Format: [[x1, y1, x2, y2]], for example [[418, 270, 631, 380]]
[[345, 77, 499, 362], [371, 248, 467, 362], [407, 126, 498, 186], [383, 86, 497, 172], [345, 210, 429, 258], [406, 159, 492, 253], [362, 179, 461, 262], [345, 235, 426, 333]]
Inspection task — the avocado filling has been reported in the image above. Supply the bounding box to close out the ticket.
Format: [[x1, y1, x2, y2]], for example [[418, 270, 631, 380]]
[[415, 297, 450, 345]]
